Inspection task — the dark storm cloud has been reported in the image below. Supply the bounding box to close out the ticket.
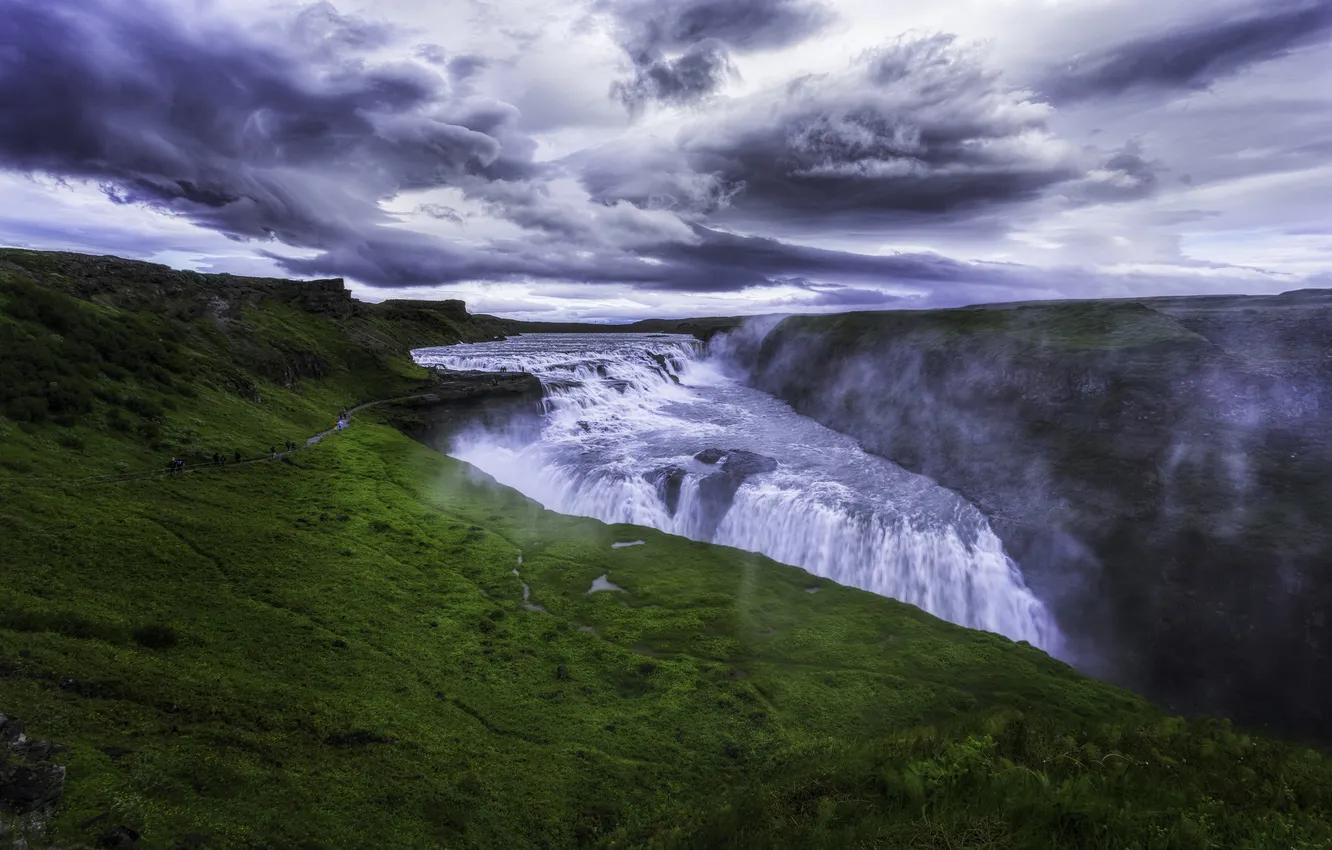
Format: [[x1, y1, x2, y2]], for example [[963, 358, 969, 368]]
[[608, 0, 832, 52], [4, 0, 1013, 295], [612, 39, 735, 111], [276, 222, 1033, 295], [584, 34, 1082, 224], [605, 0, 831, 107], [0, 0, 536, 251], [1062, 142, 1163, 203], [1040, 0, 1332, 104]]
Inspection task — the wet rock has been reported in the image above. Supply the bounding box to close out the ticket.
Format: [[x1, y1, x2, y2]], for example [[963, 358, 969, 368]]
[[693, 449, 779, 539], [694, 448, 725, 465], [649, 353, 683, 385], [719, 450, 778, 477], [642, 466, 687, 515]]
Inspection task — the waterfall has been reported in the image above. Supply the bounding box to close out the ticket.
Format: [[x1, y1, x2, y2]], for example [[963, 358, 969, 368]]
[[414, 333, 1063, 653]]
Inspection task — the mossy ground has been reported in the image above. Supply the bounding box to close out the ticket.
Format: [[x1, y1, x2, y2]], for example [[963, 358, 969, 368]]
[[2, 251, 1331, 848], [782, 300, 1208, 356]]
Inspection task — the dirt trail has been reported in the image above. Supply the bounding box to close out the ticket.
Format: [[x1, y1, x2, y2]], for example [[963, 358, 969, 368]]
[[2, 393, 440, 488]]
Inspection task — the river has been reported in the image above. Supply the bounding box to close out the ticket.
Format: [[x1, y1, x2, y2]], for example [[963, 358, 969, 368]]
[[414, 332, 1062, 654]]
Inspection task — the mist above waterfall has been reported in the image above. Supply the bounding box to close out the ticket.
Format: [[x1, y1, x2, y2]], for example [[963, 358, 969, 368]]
[[414, 333, 1062, 654]]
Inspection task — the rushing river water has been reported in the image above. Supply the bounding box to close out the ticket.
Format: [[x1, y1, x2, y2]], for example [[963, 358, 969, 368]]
[[414, 333, 1062, 653]]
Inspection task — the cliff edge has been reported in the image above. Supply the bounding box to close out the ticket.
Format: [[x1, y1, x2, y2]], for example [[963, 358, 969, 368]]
[[740, 294, 1332, 743]]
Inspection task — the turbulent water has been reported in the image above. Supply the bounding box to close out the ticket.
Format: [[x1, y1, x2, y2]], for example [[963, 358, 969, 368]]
[[414, 333, 1062, 652]]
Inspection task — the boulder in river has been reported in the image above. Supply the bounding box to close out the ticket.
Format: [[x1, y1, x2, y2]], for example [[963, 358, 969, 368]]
[[694, 450, 778, 538], [720, 449, 779, 477], [643, 466, 688, 516]]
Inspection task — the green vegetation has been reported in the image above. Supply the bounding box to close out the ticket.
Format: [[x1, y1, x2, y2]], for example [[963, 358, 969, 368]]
[[777, 300, 1210, 355], [2, 250, 1330, 848]]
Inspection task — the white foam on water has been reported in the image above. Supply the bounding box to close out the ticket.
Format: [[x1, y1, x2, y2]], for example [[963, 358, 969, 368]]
[[415, 333, 1063, 654]]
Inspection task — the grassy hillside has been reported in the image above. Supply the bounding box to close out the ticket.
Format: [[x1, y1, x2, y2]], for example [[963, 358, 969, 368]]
[[2, 251, 1331, 848]]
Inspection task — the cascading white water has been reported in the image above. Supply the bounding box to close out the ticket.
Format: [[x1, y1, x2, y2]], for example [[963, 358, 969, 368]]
[[415, 333, 1063, 653]]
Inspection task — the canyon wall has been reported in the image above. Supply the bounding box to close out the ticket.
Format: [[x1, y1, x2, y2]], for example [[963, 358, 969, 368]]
[[737, 294, 1332, 742]]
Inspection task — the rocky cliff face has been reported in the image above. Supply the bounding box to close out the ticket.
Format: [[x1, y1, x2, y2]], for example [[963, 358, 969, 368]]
[[385, 370, 545, 454], [737, 295, 1332, 743]]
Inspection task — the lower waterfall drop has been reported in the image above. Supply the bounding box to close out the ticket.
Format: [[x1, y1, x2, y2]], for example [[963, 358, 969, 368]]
[[414, 333, 1063, 654]]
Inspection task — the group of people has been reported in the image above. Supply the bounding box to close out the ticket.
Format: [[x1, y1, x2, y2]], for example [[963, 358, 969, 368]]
[[169, 409, 348, 476]]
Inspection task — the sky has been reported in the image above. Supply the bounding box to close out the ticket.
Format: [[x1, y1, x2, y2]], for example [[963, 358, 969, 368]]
[[0, 0, 1329, 321]]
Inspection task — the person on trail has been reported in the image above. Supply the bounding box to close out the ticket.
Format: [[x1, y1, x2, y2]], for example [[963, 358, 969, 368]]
[[234, 449, 242, 463], [270, 445, 277, 459]]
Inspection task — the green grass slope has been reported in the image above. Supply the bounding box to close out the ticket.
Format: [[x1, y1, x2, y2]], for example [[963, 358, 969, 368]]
[[1, 251, 1330, 848]]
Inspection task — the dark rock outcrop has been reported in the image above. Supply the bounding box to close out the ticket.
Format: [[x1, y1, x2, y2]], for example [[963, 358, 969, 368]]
[[693, 450, 778, 538], [388, 370, 545, 455], [695, 448, 725, 465], [717, 450, 779, 478], [738, 294, 1332, 742], [643, 466, 688, 516], [0, 712, 66, 813], [96, 825, 142, 848], [649, 352, 683, 384]]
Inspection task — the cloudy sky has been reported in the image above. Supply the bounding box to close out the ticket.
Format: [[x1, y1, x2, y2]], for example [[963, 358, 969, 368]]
[[1, 0, 1329, 320]]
